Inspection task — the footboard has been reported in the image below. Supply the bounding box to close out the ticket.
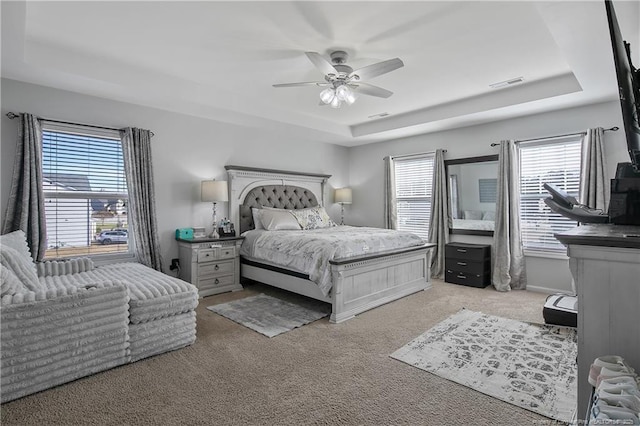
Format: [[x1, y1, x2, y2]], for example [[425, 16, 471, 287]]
[[329, 244, 433, 323]]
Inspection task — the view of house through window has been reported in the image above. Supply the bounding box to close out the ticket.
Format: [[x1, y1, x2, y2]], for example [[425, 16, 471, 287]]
[[394, 154, 435, 240], [41, 123, 130, 259], [519, 136, 582, 253]]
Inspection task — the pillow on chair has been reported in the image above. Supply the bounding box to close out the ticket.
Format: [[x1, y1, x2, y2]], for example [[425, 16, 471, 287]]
[[0, 230, 37, 275], [0, 245, 42, 292], [0, 265, 26, 296]]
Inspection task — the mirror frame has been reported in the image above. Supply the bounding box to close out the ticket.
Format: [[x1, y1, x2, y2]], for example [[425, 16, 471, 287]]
[[445, 154, 499, 236]]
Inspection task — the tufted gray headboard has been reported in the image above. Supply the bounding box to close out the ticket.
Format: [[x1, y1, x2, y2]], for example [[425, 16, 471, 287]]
[[239, 185, 319, 234]]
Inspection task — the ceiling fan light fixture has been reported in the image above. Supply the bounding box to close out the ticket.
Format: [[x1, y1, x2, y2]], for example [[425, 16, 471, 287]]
[[320, 88, 335, 104], [335, 84, 351, 101], [330, 96, 342, 108]]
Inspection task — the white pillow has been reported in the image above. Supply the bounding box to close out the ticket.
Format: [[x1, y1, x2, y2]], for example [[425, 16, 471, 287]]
[[482, 211, 496, 221], [463, 210, 483, 220], [259, 208, 301, 231], [290, 206, 336, 230], [0, 230, 36, 275], [0, 245, 42, 292], [251, 208, 265, 230]]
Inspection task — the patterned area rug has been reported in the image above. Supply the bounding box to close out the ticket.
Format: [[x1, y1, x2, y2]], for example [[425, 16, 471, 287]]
[[391, 309, 577, 422], [207, 293, 330, 337]]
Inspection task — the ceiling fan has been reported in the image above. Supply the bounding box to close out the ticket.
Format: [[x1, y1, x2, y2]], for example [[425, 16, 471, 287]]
[[273, 51, 404, 108]]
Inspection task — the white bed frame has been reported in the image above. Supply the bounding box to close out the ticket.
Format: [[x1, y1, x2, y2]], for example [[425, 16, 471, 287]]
[[226, 166, 434, 323]]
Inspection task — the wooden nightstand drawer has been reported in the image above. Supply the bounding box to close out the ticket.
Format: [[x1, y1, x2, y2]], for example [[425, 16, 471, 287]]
[[219, 247, 235, 260], [198, 260, 234, 277], [197, 249, 216, 262], [198, 274, 235, 290]]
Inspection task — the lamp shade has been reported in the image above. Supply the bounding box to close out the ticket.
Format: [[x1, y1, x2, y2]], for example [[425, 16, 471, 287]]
[[201, 180, 228, 202], [335, 188, 352, 204]]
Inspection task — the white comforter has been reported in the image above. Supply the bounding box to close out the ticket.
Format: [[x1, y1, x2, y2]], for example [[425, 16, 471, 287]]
[[240, 226, 425, 296]]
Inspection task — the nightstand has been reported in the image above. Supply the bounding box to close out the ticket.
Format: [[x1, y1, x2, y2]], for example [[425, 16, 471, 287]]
[[176, 236, 244, 298]]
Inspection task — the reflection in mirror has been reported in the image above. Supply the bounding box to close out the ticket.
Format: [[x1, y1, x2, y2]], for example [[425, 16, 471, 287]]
[[445, 155, 499, 236]]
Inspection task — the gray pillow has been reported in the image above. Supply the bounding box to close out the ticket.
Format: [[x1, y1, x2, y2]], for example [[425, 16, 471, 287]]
[[0, 245, 42, 292], [482, 211, 496, 221]]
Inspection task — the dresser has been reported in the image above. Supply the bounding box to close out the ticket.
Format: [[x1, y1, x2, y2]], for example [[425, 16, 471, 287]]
[[444, 242, 491, 287], [555, 225, 640, 421], [176, 236, 244, 298]]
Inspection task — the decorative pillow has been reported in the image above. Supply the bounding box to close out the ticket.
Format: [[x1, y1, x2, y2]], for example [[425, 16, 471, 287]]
[[290, 206, 336, 230], [0, 245, 42, 292], [259, 208, 301, 231], [0, 230, 36, 274], [482, 211, 496, 221], [463, 210, 483, 220], [0, 265, 26, 296], [251, 208, 265, 230]]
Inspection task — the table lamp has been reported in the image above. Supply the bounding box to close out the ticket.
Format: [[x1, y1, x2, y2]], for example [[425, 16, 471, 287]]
[[201, 180, 228, 238], [335, 187, 352, 225]]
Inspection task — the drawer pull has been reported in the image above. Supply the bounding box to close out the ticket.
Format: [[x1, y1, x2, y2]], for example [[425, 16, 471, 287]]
[[224, 251, 230, 256], [457, 274, 467, 279], [214, 264, 219, 271], [205, 253, 211, 257], [215, 278, 220, 284], [457, 249, 467, 253], [457, 262, 467, 266]]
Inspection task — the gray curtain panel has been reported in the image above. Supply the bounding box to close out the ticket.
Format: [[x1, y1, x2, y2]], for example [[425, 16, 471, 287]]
[[427, 149, 450, 278], [2, 113, 47, 261], [492, 140, 527, 291], [120, 128, 163, 272], [579, 127, 608, 211], [383, 156, 398, 229]]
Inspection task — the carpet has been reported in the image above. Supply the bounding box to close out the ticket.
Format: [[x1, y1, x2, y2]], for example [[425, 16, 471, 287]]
[[390, 309, 577, 422], [207, 293, 330, 337]]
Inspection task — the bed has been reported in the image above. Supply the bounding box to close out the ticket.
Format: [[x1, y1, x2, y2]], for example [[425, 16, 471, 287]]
[[226, 165, 434, 323]]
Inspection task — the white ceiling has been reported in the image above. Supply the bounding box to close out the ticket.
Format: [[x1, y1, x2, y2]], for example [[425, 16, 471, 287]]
[[2, 1, 639, 147]]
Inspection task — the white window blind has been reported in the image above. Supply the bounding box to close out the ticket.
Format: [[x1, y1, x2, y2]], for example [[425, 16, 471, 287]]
[[41, 122, 130, 259], [519, 136, 582, 253], [394, 154, 435, 239]]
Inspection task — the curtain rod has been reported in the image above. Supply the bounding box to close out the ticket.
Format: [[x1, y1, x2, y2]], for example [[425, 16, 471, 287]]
[[490, 127, 619, 147], [5, 111, 155, 137], [389, 149, 447, 161]]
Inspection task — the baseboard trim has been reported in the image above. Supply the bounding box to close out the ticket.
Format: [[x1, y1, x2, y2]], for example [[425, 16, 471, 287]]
[[526, 285, 572, 295]]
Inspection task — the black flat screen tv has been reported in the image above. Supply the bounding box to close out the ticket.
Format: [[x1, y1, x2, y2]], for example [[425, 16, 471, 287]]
[[606, 0, 640, 172]]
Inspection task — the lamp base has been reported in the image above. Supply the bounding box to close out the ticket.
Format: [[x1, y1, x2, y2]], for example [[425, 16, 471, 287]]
[[208, 229, 220, 239]]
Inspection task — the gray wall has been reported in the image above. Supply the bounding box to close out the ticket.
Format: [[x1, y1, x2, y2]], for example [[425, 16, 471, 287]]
[[2, 77, 630, 293], [1, 78, 350, 272], [347, 100, 629, 293]]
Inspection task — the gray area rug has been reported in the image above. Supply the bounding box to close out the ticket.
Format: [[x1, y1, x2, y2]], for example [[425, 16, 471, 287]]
[[391, 309, 577, 422], [207, 293, 330, 337]]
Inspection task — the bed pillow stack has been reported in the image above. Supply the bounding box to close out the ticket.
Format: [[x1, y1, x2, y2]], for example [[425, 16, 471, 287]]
[[251, 206, 336, 231]]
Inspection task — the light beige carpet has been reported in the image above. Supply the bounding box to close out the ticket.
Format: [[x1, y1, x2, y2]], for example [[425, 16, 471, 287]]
[[0, 280, 550, 426]]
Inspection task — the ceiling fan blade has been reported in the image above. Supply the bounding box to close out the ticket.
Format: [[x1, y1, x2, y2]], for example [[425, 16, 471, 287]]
[[351, 82, 393, 98], [305, 52, 338, 76], [348, 58, 404, 81], [273, 81, 328, 88]]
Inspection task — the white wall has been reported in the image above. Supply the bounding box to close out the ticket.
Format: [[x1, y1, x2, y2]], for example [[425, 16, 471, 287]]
[[1, 78, 350, 272], [348, 100, 629, 293]]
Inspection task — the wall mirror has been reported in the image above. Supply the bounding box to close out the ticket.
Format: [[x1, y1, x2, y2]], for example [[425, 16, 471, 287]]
[[445, 154, 499, 236]]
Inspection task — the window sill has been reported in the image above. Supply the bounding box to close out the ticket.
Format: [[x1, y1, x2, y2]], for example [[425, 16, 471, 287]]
[[524, 249, 569, 260]]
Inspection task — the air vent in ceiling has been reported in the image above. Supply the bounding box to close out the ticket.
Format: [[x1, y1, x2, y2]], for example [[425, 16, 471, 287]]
[[489, 77, 525, 89], [368, 112, 390, 119]]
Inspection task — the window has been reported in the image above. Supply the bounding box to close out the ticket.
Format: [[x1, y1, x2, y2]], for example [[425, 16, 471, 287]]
[[394, 154, 435, 239], [519, 136, 582, 253], [41, 122, 130, 259]]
